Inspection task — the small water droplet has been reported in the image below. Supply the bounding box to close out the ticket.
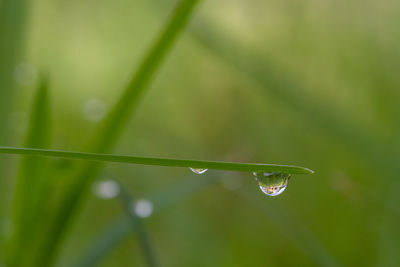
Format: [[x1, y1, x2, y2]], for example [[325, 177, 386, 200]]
[[190, 168, 208, 174], [253, 172, 291, 196]]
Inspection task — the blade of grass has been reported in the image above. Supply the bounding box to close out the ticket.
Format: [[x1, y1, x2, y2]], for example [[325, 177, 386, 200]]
[[0, 0, 30, 144], [8, 79, 52, 266], [118, 186, 158, 267], [0, 146, 314, 174], [0, 0, 30, 256], [33, 1, 201, 266], [75, 175, 217, 267]]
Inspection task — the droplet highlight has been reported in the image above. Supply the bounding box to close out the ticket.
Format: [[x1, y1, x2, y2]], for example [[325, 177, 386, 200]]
[[253, 172, 291, 196], [190, 168, 208, 174]]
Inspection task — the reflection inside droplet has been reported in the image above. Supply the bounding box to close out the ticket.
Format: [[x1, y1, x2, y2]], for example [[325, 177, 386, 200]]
[[253, 172, 291, 196], [190, 168, 208, 174]]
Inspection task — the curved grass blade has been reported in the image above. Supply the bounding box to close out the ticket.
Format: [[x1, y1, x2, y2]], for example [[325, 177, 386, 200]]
[[33, 1, 202, 266], [0, 146, 314, 175], [118, 186, 158, 267], [75, 175, 217, 267]]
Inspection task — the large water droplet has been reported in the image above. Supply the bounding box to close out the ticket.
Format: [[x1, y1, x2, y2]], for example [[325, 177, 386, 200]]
[[253, 172, 291, 196], [190, 168, 208, 174]]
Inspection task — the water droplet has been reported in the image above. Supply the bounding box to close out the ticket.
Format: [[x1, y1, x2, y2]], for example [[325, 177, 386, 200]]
[[92, 179, 120, 199], [190, 168, 208, 174], [253, 172, 291, 196], [132, 199, 153, 218]]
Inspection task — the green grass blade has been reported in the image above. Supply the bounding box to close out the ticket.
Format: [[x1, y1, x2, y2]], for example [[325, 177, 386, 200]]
[[33, 1, 201, 266], [0, 0, 30, 145], [88, 0, 201, 154], [0, 146, 314, 174], [8, 79, 52, 266], [0, 0, 30, 256], [75, 175, 217, 267], [118, 186, 158, 267]]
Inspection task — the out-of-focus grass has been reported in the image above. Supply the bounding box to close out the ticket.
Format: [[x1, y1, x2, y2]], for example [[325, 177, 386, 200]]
[[8, 79, 52, 267], [24, 1, 201, 266], [0, 0, 30, 258], [2, 0, 400, 266]]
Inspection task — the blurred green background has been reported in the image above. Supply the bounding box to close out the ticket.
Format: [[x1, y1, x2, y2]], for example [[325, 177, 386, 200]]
[[1, 0, 400, 266]]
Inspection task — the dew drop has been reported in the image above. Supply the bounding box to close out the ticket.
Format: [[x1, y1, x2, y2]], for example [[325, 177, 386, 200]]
[[190, 168, 208, 174], [253, 172, 291, 196]]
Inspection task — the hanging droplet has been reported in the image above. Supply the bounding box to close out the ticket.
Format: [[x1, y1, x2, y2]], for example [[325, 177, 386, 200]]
[[190, 168, 208, 174], [253, 172, 291, 196]]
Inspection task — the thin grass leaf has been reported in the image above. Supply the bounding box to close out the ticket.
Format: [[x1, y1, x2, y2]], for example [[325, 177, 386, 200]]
[[75, 175, 217, 267], [0, 147, 314, 174], [33, 1, 201, 266], [8, 79, 52, 266], [0, 0, 30, 144], [118, 186, 158, 267], [0, 0, 31, 256]]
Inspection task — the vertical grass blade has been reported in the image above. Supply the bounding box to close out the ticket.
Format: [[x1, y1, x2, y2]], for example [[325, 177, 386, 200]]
[[0, 0, 30, 143], [0, 0, 30, 256], [34, 1, 201, 266], [8, 78, 52, 266], [118, 187, 158, 267]]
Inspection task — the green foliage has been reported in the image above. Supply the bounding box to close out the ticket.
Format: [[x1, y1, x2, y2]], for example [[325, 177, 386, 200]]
[[1, 0, 398, 266], [0, 147, 313, 174], [8, 79, 52, 266]]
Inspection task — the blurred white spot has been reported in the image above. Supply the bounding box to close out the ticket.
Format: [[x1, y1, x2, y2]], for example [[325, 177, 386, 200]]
[[132, 199, 153, 218], [14, 63, 37, 86], [8, 111, 27, 134], [83, 98, 107, 122], [92, 180, 120, 199], [221, 175, 244, 191]]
